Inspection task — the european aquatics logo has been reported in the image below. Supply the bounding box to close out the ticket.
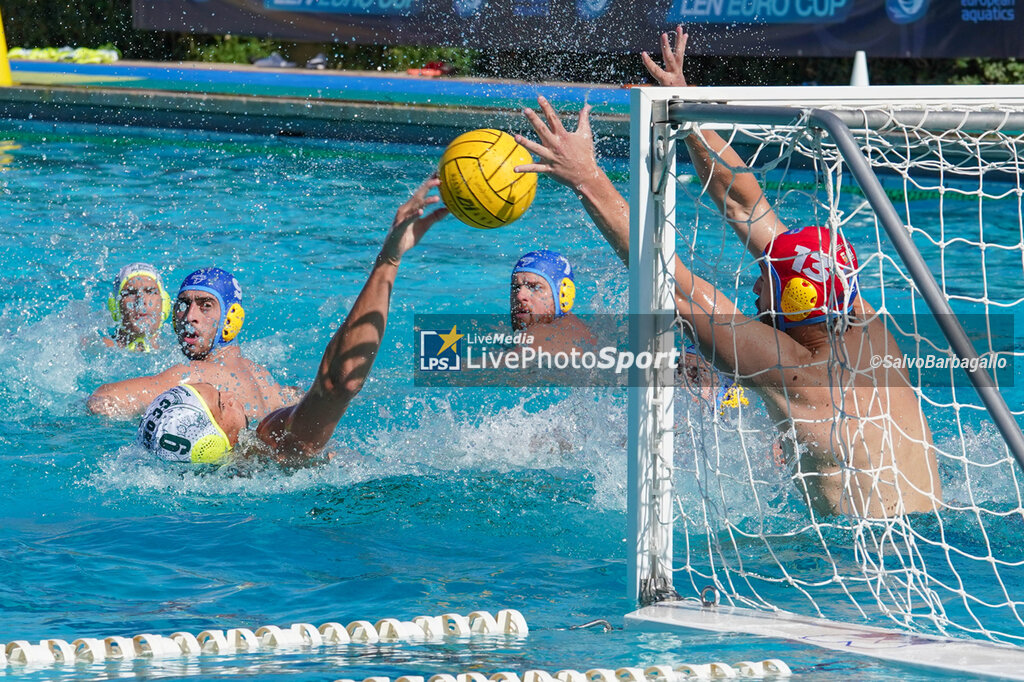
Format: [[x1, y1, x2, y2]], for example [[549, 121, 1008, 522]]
[[418, 325, 464, 371], [887, 0, 928, 24]]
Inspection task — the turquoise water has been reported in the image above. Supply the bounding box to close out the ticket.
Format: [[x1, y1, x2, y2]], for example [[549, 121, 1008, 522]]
[[0, 120, 1012, 680]]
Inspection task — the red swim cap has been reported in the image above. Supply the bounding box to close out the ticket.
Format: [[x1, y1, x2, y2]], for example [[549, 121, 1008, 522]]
[[764, 226, 859, 330]]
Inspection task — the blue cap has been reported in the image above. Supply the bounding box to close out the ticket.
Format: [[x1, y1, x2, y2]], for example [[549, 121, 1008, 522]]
[[178, 267, 245, 346], [512, 250, 576, 317]]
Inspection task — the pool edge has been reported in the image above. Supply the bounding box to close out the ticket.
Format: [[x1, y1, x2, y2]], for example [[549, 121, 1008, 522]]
[[0, 84, 630, 152]]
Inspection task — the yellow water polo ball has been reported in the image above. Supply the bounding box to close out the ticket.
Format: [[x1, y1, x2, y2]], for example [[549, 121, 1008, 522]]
[[438, 129, 537, 229]]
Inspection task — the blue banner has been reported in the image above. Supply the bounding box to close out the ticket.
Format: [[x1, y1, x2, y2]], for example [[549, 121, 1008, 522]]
[[669, 0, 855, 24], [265, 0, 420, 16], [133, 0, 1024, 57]]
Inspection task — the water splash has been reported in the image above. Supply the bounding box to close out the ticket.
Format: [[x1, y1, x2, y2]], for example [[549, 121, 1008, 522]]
[[85, 389, 630, 512]]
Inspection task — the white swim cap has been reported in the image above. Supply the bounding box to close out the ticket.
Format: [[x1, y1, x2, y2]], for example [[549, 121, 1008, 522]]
[[108, 262, 172, 325], [136, 385, 232, 464]]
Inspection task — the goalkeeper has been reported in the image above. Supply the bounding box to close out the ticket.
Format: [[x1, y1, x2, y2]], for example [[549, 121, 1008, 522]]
[[514, 28, 942, 518]]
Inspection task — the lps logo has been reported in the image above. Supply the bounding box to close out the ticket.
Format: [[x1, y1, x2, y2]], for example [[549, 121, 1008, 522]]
[[419, 325, 464, 371], [887, 0, 928, 23]]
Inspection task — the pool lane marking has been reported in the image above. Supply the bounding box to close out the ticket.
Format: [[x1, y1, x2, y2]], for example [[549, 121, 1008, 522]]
[[12, 72, 142, 86], [10, 61, 630, 112]]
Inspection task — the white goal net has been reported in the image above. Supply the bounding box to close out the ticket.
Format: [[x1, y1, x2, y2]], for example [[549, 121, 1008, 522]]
[[627, 85, 1024, 646]]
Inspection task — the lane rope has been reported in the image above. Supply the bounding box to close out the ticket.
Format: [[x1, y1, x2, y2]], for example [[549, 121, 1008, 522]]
[[1, 608, 528, 667], [333, 661, 793, 682]]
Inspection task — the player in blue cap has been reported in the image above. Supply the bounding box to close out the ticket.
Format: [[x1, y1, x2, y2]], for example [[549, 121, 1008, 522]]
[[88, 265, 296, 421], [174, 267, 246, 361], [510, 249, 594, 352], [130, 176, 446, 466]]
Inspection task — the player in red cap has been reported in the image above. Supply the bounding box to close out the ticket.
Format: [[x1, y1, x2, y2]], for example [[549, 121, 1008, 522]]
[[759, 225, 859, 330], [515, 28, 941, 518]]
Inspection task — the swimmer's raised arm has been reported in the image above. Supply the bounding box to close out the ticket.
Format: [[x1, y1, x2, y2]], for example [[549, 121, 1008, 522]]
[[671, 250, 811, 383], [643, 26, 786, 257], [515, 98, 631, 266], [88, 365, 190, 418], [641, 25, 689, 89], [255, 176, 447, 462], [513, 93, 780, 374]]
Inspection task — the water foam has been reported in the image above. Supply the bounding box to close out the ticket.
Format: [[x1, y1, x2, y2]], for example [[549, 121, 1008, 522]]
[[85, 389, 630, 511]]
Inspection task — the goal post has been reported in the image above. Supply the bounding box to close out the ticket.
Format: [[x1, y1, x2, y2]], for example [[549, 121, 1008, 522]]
[[626, 84, 1024, 649], [627, 93, 678, 605]]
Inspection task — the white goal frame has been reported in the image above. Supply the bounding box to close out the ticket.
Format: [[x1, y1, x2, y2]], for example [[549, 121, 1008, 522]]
[[625, 84, 1024, 677]]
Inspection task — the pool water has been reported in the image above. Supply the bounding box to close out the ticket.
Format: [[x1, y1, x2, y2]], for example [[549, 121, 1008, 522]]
[[0, 120, 1009, 681]]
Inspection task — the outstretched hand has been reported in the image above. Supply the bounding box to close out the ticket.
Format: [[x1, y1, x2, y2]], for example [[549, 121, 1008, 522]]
[[515, 96, 602, 195], [641, 26, 688, 87], [379, 175, 448, 265]]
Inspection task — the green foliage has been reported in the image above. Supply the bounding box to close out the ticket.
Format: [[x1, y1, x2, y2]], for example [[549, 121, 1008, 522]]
[[381, 46, 478, 74], [314, 44, 477, 74], [540, 53, 1024, 86], [948, 58, 1024, 85], [186, 36, 278, 64]]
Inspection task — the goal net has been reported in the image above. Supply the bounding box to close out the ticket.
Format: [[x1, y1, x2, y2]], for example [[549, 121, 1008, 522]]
[[627, 85, 1024, 646]]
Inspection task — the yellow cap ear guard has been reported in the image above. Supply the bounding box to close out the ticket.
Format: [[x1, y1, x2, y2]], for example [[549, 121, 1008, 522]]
[[159, 288, 172, 322], [780, 276, 819, 323], [558, 278, 576, 314], [221, 303, 245, 343]]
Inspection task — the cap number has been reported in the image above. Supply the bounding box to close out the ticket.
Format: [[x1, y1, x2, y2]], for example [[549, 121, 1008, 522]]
[[158, 433, 192, 455], [791, 245, 832, 283]]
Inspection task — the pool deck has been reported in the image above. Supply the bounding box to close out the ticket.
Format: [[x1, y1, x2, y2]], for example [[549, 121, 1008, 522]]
[[0, 60, 631, 149]]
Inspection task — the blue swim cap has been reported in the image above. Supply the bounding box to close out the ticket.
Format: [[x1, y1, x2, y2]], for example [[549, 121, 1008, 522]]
[[178, 267, 245, 346], [511, 250, 576, 316]]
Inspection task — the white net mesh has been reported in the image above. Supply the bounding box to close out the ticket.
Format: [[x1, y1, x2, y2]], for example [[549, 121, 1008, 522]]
[[648, 104, 1024, 644]]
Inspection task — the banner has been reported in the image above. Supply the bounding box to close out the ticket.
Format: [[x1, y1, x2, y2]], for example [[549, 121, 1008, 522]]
[[133, 0, 1023, 57]]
